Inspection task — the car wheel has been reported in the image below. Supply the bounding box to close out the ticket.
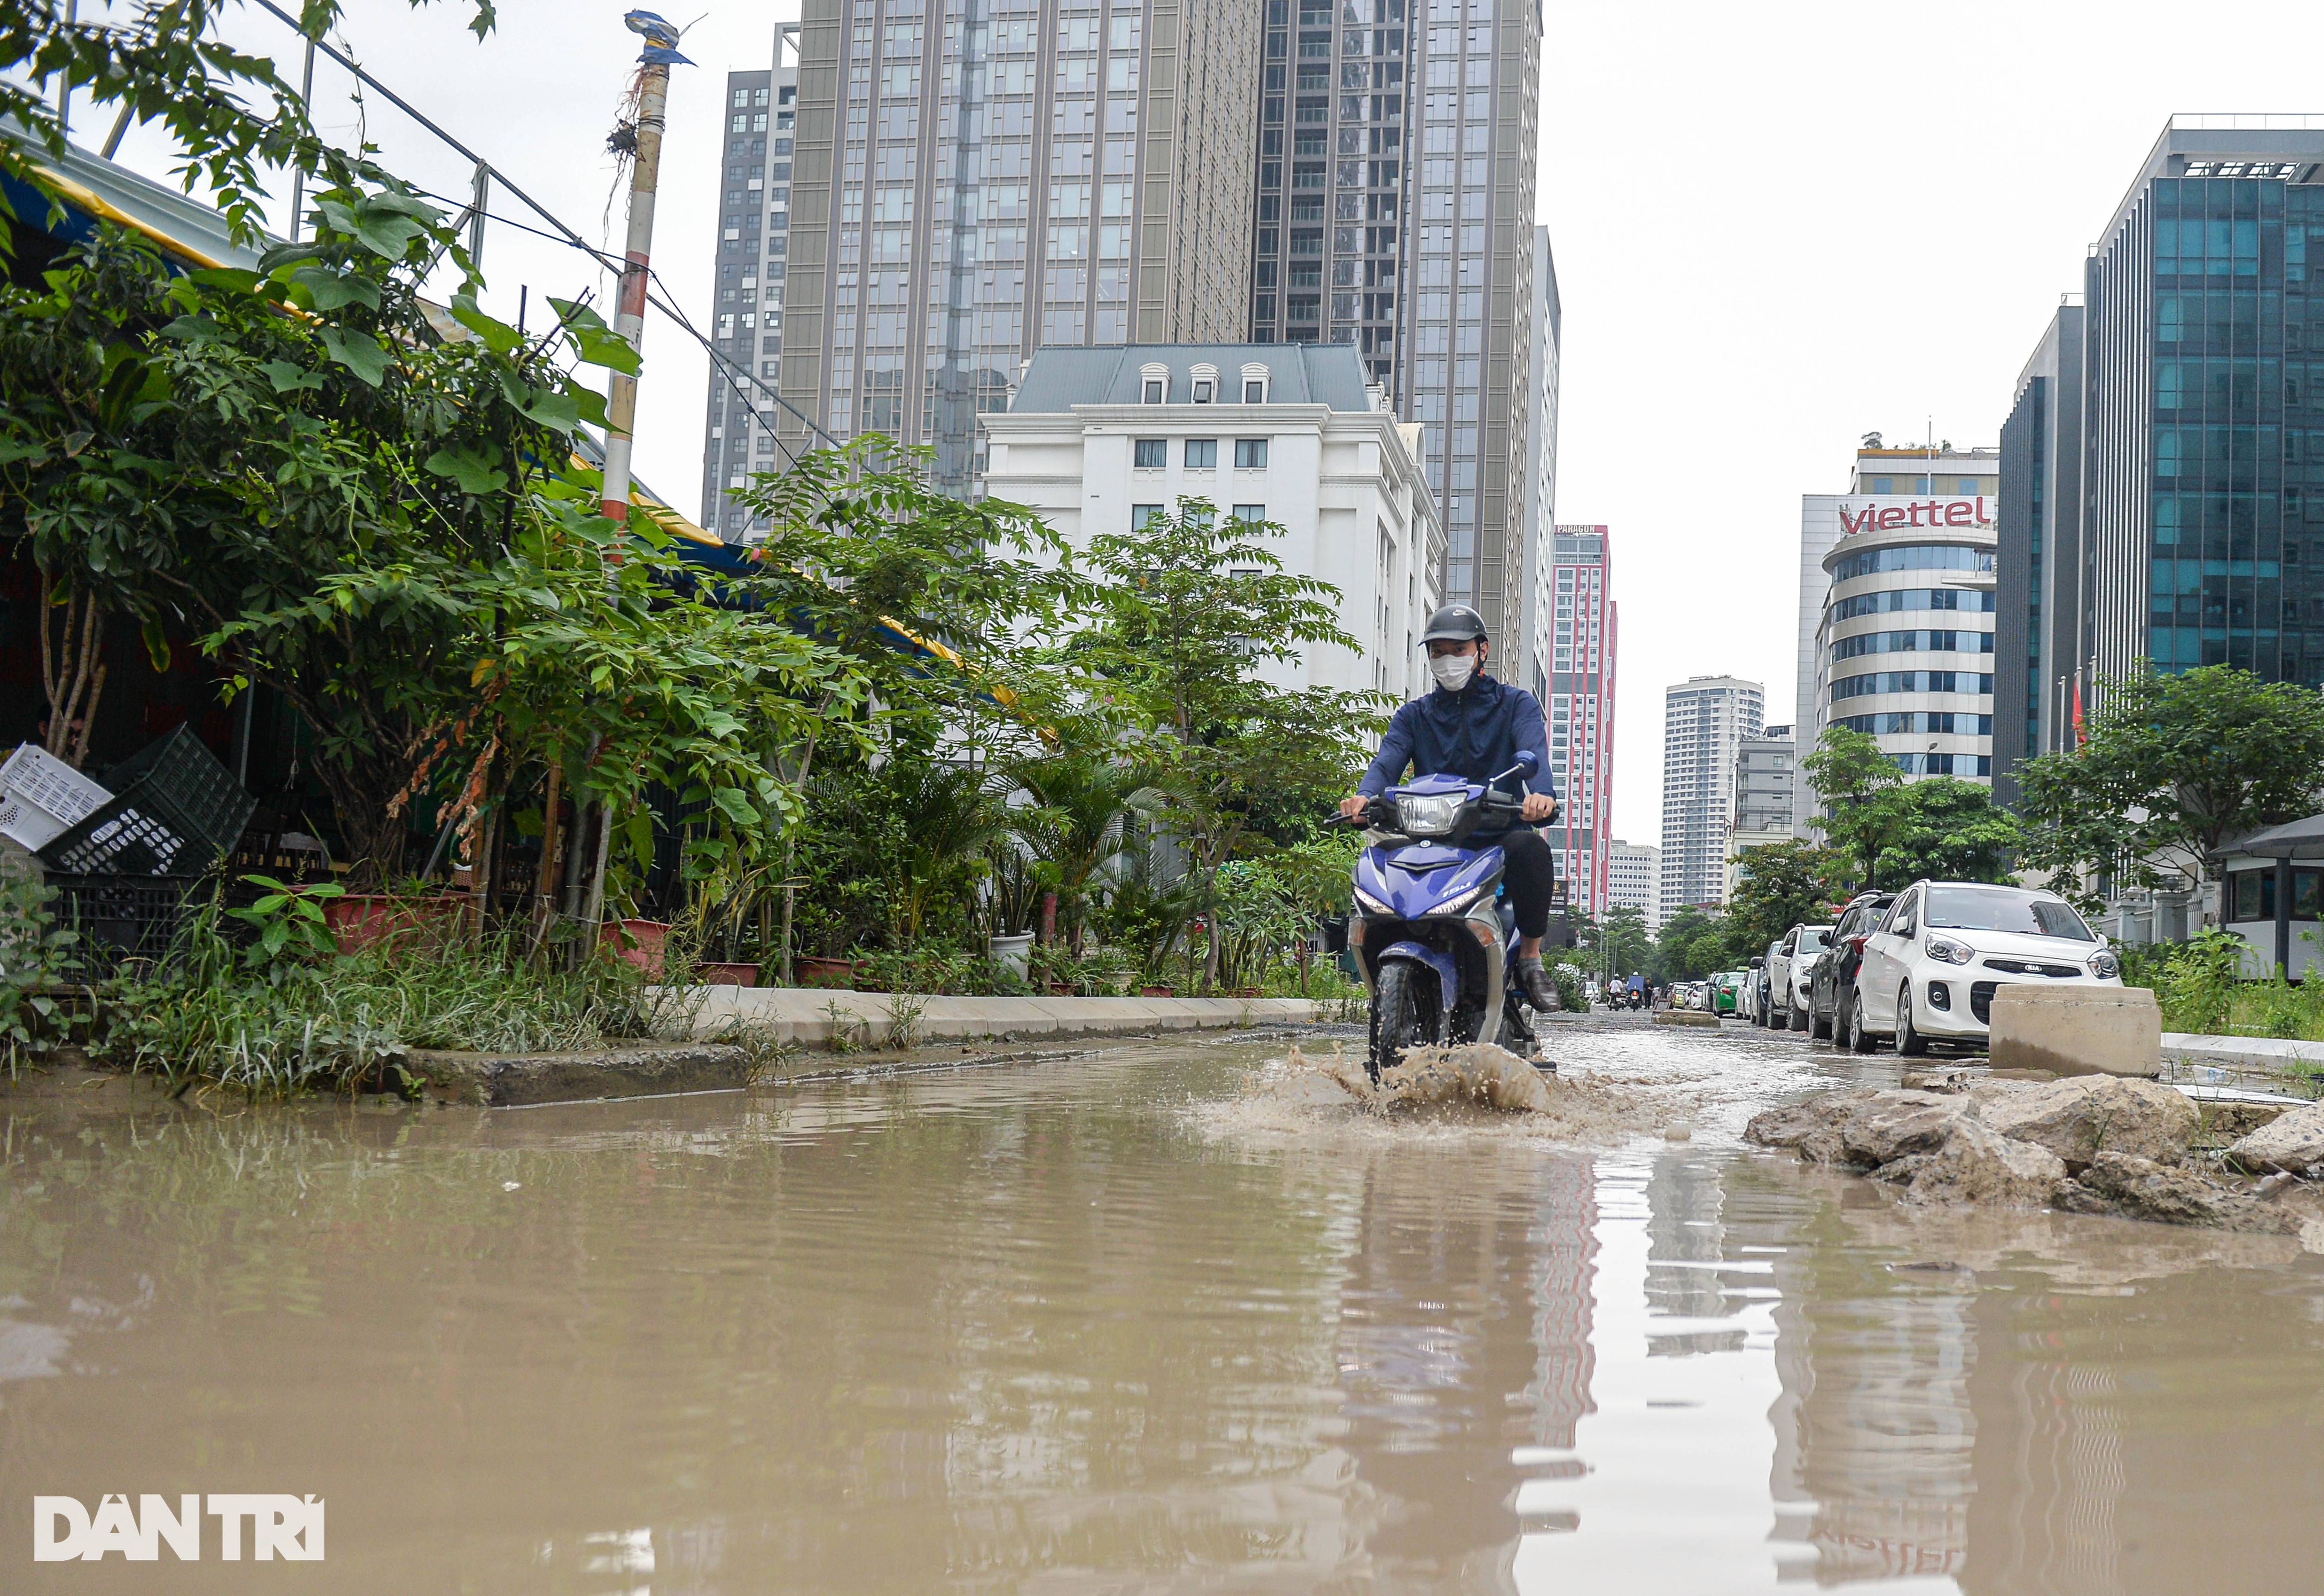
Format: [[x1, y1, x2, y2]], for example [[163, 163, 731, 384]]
[[1845, 989, 1877, 1054], [1896, 984, 1928, 1056], [1772, 998, 1790, 1031], [1809, 991, 1833, 1041]]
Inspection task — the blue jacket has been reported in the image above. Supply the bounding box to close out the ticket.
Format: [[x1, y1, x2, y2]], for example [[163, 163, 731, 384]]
[[1358, 674, 1557, 800]]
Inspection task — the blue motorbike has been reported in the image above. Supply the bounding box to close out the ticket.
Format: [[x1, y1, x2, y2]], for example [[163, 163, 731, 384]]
[[1333, 753, 1559, 1081]]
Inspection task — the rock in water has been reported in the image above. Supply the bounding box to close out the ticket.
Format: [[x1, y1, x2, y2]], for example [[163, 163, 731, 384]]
[[1971, 1076, 2198, 1171], [1743, 1089, 1967, 1168], [1744, 1090, 1874, 1154], [2060, 1151, 2301, 1233], [2228, 1101, 2324, 1174], [1903, 1120, 2067, 1209], [1841, 1093, 1974, 1168]]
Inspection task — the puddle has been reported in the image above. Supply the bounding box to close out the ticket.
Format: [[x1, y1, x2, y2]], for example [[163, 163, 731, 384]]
[[3, 1025, 2322, 1591]]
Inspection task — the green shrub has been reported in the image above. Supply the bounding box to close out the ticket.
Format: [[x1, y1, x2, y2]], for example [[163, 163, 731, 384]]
[[0, 870, 86, 1072], [96, 891, 657, 1096]]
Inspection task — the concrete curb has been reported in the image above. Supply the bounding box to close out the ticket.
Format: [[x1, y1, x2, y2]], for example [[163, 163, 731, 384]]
[[2163, 1032, 2324, 1069], [403, 1041, 752, 1107], [671, 987, 1337, 1047]]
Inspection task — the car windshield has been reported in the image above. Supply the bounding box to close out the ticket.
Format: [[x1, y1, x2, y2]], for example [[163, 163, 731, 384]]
[[1924, 886, 2094, 942], [1797, 928, 1830, 950]]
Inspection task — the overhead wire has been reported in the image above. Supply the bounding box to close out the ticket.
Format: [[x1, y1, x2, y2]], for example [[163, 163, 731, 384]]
[[244, 0, 842, 509]]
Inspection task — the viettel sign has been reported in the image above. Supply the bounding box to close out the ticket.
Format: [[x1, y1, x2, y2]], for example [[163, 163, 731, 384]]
[[1838, 497, 1992, 534]]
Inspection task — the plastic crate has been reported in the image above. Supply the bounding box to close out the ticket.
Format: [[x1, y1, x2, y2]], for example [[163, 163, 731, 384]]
[[46, 874, 211, 971], [35, 726, 256, 877], [0, 744, 112, 851]]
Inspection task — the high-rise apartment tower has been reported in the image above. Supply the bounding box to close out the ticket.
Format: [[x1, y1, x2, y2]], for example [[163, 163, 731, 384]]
[[1540, 525, 1613, 915], [699, 38, 800, 537], [1660, 675, 1762, 918], [1243, 0, 1540, 664], [772, 0, 1260, 495]]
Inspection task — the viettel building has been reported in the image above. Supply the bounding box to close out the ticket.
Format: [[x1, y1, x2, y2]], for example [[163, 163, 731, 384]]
[[1794, 445, 2000, 833]]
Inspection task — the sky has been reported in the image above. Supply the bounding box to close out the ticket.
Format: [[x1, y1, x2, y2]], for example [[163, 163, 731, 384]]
[[67, 0, 2324, 844]]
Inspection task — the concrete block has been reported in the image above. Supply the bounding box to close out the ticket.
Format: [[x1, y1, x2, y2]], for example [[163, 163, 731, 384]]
[[1988, 985, 2161, 1078], [1653, 1010, 1719, 1028]]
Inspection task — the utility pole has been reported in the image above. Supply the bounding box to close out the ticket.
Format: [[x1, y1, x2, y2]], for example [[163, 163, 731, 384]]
[[600, 10, 692, 521], [577, 11, 693, 961]]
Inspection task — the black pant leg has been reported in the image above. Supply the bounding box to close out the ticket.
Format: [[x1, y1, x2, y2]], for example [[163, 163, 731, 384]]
[[1498, 826, 1554, 939]]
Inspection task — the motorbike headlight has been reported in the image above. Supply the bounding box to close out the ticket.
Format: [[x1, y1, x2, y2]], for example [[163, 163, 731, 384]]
[[1924, 933, 1975, 965], [1353, 886, 1393, 916], [1396, 793, 1462, 836], [2088, 949, 2120, 979]]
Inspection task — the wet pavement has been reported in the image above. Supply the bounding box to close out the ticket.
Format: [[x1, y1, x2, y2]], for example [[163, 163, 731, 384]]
[[5, 1016, 2324, 1592]]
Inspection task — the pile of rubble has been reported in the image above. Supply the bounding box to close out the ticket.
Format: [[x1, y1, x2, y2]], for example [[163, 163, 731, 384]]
[[1746, 1075, 2324, 1233]]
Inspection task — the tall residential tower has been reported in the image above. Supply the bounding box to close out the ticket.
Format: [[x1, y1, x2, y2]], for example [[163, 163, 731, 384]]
[[700, 38, 800, 536], [1660, 675, 1762, 919], [1541, 525, 1614, 915], [772, 0, 1261, 494], [1244, 0, 1540, 665]]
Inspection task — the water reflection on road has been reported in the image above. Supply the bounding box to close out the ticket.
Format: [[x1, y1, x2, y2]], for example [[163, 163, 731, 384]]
[[3, 1022, 2323, 1592]]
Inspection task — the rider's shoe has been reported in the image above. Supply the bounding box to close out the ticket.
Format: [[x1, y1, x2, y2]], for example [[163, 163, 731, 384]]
[[1517, 956, 1563, 1013]]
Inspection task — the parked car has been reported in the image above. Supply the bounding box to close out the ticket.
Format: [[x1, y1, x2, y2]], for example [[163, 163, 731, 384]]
[[1842, 880, 2123, 1055], [1808, 891, 1897, 1042], [1750, 945, 1781, 1025], [1710, 971, 1743, 1016], [1765, 922, 1835, 1031]]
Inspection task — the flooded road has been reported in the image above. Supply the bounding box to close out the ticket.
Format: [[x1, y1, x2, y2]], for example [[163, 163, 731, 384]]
[[6, 1021, 2324, 1592]]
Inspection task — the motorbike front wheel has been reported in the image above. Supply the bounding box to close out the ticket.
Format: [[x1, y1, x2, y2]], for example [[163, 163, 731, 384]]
[[1368, 960, 1444, 1082]]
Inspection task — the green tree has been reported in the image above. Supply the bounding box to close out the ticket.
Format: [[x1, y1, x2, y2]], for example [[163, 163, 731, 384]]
[[1598, 904, 1652, 979], [1723, 839, 1851, 953], [1650, 907, 1732, 983], [2, 2, 499, 241], [1864, 778, 2020, 890], [1802, 725, 1902, 888], [1071, 499, 1386, 991], [2018, 663, 2324, 902]]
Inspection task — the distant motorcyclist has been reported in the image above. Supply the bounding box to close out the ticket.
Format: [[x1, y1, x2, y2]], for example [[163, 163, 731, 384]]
[[1338, 604, 1564, 1012]]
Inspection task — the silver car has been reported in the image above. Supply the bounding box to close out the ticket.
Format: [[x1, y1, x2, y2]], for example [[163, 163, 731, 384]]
[[1765, 923, 1834, 1032]]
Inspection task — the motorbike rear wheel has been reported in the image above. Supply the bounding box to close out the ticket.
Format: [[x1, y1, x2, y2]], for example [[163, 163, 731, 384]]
[[1368, 960, 1444, 1082]]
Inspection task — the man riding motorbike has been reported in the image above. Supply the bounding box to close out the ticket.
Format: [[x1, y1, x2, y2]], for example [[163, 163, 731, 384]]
[[1337, 604, 1565, 1012]]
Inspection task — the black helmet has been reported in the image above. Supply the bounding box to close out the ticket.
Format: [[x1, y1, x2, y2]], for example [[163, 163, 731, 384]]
[[1420, 604, 1489, 646]]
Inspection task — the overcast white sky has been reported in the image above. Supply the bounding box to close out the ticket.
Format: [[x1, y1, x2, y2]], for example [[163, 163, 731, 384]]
[[81, 0, 2324, 843]]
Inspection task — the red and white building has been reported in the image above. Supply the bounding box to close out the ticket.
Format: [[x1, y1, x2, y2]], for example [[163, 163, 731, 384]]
[[1538, 525, 1616, 915]]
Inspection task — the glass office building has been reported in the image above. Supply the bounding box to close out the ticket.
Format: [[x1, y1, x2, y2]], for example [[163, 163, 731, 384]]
[[1997, 120, 2324, 767]]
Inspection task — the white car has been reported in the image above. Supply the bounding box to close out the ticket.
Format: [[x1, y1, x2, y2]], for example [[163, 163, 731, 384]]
[[1845, 880, 2122, 1055], [1765, 923, 1834, 1031]]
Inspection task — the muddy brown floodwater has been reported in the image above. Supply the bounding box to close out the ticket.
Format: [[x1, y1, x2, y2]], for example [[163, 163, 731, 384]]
[[5, 1021, 2324, 1593]]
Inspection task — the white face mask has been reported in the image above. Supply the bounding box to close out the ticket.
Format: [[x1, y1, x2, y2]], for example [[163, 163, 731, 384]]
[[1429, 652, 1478, 692]]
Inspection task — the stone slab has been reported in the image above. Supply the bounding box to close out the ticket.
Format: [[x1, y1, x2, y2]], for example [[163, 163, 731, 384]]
[[1653, 1010, 1720, 1028], [402, 1042, 751, 1108], [1988, 985, 2161, 1077]]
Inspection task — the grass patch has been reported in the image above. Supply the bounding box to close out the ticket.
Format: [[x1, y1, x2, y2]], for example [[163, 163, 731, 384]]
[[93, 894, 666, 1096]]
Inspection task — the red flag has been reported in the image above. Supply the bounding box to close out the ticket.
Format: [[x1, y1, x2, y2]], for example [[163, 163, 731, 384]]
[[2070, 670, 2084, 748]]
